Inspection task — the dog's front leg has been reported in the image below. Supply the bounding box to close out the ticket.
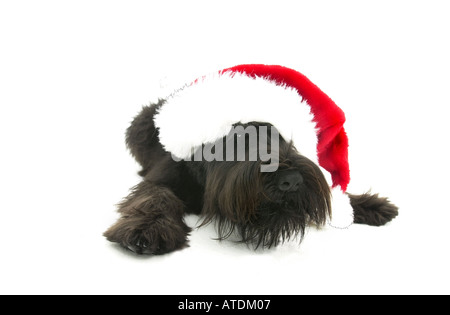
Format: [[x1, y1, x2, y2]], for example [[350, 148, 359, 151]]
[[104, 180, 190, 255]]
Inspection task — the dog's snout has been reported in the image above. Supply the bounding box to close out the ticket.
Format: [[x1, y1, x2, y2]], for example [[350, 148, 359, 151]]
[[278, 171, 303, 192]]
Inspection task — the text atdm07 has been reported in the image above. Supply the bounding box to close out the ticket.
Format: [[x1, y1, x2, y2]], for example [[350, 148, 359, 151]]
[[178, 299, 271, 312]]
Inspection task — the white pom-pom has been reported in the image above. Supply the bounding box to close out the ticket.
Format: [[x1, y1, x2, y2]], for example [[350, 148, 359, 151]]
[[328, 187, 354, 229]]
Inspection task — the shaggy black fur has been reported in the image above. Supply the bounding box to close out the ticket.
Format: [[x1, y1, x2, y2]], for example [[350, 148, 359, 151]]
[[104, 100, 399, 255], [350, 192, 399, 226]]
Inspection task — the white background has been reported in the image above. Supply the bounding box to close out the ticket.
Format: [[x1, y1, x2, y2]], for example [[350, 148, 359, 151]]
[[1, 0, 449, 294]]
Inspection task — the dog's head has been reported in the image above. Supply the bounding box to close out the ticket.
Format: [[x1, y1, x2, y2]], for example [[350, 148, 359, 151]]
[[186, 122, 331, 248]]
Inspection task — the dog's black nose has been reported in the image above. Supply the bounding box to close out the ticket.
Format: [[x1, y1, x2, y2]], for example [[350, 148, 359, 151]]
[[278, 171, 303, 192]]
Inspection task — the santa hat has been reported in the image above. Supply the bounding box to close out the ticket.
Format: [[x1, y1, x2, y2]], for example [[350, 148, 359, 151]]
[[154, 64, 353, 228]]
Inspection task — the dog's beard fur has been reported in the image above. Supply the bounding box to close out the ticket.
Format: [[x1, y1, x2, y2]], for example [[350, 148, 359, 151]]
[[197, 125, 331, 249]]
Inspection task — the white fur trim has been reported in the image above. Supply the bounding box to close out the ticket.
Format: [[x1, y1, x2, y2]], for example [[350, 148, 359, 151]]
[[154, 71, 319, 163], [318, 166, 354, 228], [328, 187, 354, 229]]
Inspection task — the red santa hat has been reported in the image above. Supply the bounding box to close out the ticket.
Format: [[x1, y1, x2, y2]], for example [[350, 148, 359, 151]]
[[154, 64, 353, 228]]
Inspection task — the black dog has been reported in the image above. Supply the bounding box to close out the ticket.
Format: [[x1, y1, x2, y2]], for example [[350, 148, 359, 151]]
[[104, 100, 399, 255]]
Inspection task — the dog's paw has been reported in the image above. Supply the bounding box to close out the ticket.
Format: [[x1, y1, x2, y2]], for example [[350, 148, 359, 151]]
[[104, 217, 190, 255], [124, 225, 190, 255], [349, 192, 399, 226]]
